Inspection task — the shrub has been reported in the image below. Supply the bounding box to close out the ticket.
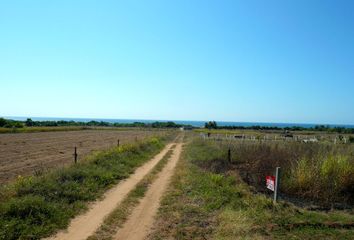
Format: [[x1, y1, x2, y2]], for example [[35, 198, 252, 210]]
[[0, 118, 7, 127], [0, 195, 67, 240]]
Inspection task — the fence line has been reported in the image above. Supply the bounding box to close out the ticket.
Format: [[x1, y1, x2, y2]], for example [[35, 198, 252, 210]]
[[199, 132, 348, 144]]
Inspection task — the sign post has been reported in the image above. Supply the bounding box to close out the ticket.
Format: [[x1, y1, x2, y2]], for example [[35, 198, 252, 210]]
[[266, 175, 275, 191], [274, 167, 280, 203], [266, 167, 280, 203]]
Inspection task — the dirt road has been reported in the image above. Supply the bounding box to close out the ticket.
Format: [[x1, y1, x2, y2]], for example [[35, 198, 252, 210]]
[[0, 130, 162, 183], [113, 142, 183, 240], [46, 142, 175, 240]]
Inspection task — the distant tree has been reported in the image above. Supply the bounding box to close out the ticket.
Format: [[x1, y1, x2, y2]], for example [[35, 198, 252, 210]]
[[0, 118, 7, 127], [205, 121, 218, 129], [13, 122, 24, 128], [3, 121, 23, 128], [25, 118, 34, 127]]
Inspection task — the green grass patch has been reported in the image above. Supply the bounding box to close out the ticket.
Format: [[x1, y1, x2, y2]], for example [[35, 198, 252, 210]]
[[87, 147, 175, 240], [0, 137, 167, 240], [150, 138, 354, 240]]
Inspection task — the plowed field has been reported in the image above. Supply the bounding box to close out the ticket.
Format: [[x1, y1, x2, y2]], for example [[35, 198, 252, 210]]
[[0, 130, 163, 184]]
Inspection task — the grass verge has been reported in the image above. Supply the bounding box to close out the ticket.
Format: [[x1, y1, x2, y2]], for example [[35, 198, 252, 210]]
[[87, 145, 176, 240], [150, 138, 354, 240], [208, 139, 354, 207], [0, 137, 167, 240]]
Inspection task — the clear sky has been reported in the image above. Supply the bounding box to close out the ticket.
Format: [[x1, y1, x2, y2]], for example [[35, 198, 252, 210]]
[[1, 0, 353, 124]]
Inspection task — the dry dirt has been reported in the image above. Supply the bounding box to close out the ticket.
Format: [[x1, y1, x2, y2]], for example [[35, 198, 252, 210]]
[[46, 143, 175, 240], [0, 130, 162, 184], [114, 142, 183, 240]]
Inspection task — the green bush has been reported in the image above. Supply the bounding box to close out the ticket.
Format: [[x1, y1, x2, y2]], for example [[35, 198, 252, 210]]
[[0, 118, 24, 128], [0, 195, 68, 240], [0, 118, 7, 127]]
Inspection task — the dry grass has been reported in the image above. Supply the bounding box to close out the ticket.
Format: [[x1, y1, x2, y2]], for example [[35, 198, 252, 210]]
[[150, 137, 354, 240], [210, 140, 354, 207]]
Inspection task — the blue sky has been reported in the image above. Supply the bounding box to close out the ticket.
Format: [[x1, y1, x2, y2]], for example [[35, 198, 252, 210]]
[[1, 0, 353, 124]]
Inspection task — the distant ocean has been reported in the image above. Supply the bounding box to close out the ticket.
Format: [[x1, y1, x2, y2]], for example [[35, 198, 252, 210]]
[[4, 116, 354, 129]]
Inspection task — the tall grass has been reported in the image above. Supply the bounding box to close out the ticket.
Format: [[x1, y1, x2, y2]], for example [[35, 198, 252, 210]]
[[285, 154, 354, 205], [205, 139, 354, 207], [0, 137, 165, 240], [150, 138, 354, 240]]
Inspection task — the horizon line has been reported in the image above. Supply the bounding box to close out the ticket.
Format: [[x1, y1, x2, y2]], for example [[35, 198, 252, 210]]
[[2, 115, 354, 127]]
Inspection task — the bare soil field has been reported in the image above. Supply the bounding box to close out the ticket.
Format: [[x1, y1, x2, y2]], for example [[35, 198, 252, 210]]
[[0, 129, 164, 184]]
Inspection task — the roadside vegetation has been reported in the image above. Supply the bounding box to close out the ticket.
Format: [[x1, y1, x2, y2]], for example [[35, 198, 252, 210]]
[[0, 136, 170, 240], [150, 137, 354, 239], [212, 139, 354, 208]]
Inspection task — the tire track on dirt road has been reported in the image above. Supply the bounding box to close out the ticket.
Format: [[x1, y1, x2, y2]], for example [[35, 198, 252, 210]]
[[45, 142, 175, 240], [113, 142, 183, 240]]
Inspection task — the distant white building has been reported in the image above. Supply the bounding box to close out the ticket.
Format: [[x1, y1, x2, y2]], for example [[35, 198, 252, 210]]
[[303, 138, 318, 143]]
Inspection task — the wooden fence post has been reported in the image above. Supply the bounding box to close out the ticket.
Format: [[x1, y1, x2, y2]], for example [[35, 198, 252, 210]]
[[74, 147, 78, 164], [117, 139, 120, 147], [228, 148, 231, 163]]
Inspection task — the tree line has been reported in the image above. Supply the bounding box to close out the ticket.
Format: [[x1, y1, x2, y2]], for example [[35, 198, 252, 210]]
[[1, 117, 353, 134], [204, 121, 354, 134], [0, 118, 193, 129]]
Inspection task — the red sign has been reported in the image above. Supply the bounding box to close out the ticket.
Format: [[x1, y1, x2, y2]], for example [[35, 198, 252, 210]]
[[266, 176, 275, 191]]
